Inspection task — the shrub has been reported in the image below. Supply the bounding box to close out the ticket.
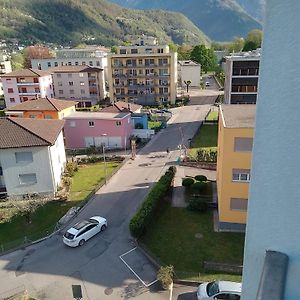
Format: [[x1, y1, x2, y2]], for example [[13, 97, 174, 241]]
[[187, 198, 208, 212], [129, 167, 176, 238], [190, 182, 207, 194], [195, 175, 207, 182], [66, 162, 78, 177], [182, 177, 195, 187], [197, 148, 217, 162], [157, 265, 174, 289]]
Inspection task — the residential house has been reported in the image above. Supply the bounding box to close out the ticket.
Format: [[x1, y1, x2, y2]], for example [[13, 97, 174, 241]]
[[64, 112, 132, 149], [178, 60, 201, 87], [5, 97, 78, 119], [224, 49, 260, 104], [216, 104, 255, 231], [1, 69, 54, 108], [108, 36, 177, 106], [0, 117, 66, 198], [0, 53, 12, 96], [51, 65, 105, 107]]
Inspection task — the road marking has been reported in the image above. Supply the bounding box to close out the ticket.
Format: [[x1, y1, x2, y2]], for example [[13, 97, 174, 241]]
[[119, 247, 158, 287]]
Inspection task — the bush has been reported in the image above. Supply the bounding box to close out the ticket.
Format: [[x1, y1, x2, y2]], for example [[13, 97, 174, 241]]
[[197, 148, 217, 162], [129, 167, 176, 238], [66, 162, 78, 177], [187, 198, 208, 212], [182, 177, 195, 187], [190, 182, 207, 194], [195, 175, 207, 182], [157, 265, 174, 289]]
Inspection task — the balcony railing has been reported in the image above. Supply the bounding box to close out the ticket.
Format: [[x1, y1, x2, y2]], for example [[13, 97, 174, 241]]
[[19, 92, 40, 96], [17, 82, 39, 86]]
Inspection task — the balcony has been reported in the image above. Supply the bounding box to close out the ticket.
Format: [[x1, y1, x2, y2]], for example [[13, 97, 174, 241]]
[[17, 82, 39, 86], [19, 92, 40, 96]]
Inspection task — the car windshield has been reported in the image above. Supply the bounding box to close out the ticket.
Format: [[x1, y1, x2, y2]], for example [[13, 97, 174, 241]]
[[88, 218, 99, 224], [207, 281, 220, 297], [64, 232, 75, 240]]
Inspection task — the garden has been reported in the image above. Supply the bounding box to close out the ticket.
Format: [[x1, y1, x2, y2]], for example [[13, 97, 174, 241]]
[[0, 158, 122, 252]]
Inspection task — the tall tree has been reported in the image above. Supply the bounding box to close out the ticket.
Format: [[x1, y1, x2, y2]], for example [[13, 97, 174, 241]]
[[23, 45, 54, 68], [190, 45, 217, 73], [243, 29, 263, 51]]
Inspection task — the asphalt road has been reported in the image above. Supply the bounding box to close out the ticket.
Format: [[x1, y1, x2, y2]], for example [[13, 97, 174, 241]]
[[0, 105, 211, 300]]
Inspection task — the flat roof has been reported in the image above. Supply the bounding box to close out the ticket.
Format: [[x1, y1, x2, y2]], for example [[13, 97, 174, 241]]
[[225, 49, 261, 61], [65, 111, 130, 120], [178, 60, 200, 66], [220, 105, 256, 128]]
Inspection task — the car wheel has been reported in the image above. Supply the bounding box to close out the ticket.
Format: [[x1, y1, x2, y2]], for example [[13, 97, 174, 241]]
[[101, 224, 107, 232], [79, 239, 85, 246]]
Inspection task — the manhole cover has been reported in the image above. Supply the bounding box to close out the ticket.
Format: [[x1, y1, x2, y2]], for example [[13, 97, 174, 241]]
[[104, 288, 113, 295], [195, 233, 203, 239]]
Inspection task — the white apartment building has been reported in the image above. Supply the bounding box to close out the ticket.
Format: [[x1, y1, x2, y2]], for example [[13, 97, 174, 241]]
[[178, 60, 201, 87], [51, 65, 105, 107], [0, 54, 12, 96], [108, 36, 177, 106], [0, 118, 66, 198], [2, 69, 53, 108]]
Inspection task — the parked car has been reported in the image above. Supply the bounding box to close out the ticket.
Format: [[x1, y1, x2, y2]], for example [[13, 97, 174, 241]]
[[63, 216, 107, 247], [197, 281, 241, 300], [205, 82, 210, 87]]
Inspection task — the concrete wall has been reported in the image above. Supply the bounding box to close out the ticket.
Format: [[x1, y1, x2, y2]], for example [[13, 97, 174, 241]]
[[179, 64, 201, 87], [242, 1, 300, 299]]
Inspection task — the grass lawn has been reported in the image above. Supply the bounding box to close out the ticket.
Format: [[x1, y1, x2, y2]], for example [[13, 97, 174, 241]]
[[189, 124, 218, 159], [140, 204, 244, 282], [205, 111, 219, 121], [148, 120, 162, 130], [0, 162, 120, 251]]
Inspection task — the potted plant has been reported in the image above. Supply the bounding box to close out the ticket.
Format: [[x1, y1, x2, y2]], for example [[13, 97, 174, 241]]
[[157, 265, 174, 290]]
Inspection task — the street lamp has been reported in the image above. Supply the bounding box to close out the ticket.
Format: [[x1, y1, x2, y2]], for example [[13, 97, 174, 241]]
[[101, 134, 108, 184]]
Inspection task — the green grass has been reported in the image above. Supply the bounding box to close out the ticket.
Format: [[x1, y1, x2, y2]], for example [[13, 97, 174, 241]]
[[0, 162, 120, 251], [140, 205, 244, 282], [206, 111, 219, 121], [189, 124, 218, 158], [148, 121, 162, 130]]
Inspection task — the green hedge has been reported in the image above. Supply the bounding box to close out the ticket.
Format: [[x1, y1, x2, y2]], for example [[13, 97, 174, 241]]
[[182, 177, 195, 187], [195, 175, 207, 182], [187, 197, 208, 212], [129, 166, 176, 239]]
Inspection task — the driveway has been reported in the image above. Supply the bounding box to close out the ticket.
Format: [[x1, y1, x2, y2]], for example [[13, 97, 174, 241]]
[[0, 105, 211, 300]]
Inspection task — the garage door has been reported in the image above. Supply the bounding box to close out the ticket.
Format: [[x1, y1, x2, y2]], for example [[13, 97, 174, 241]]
[[84, 137, 94, 147]]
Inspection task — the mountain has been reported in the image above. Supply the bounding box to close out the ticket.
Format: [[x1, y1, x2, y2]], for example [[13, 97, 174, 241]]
[[109, 0, 262, 41], [235, 0, 265, 22], [0, 0, 210, 46]]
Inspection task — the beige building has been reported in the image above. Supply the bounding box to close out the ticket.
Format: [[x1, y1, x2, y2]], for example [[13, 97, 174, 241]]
[[108, 36, 177, 106], [51, 65, 106, 108]]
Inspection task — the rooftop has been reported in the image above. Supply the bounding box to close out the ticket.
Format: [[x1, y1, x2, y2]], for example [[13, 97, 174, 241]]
[[2, 68, 51, 77], [225, 48, 261, 61], [6, 98, 78, 112], [100, 101, 141, 113], [49, 65, 103, 73], [65, 111, 130, 120], [178, 60, 200, 66], [0, 117, 64, 149], [220, 104, 256, 128]]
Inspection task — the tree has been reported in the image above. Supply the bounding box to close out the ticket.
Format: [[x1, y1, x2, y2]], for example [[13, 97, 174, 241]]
[[177, 45, 192, 60], [168, 43, 178, 53], [228, 38, 245, 53], [111, 46, 117, 54], [23, 45, 54, 68], [243, 29, 263, 51], [243, 40, 258, 52], [184, 80, 192, 93], [190, 45, 217, 73]]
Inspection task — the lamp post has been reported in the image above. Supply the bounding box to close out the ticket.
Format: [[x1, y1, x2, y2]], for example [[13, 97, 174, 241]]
[[101, 134, 108, 184]]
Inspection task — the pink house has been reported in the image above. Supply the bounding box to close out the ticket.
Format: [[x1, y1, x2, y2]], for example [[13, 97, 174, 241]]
[[64, 112, 133, 149]]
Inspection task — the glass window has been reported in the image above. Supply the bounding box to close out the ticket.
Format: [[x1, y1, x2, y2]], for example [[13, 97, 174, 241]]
[[230, 198, 248, 211], [116, 121, 122, 126], [69, 121, 76, 127], [54, 62, 58, 67], [9, 98, 15, 102], [207, 281, 220, 297], [120, 49, 126, 54], [234, 138, 253, 152], [79, 73, 84, 77], [69, 81, 74, 86], [15, 152, 33, 163], [80, 82, 84, 86], [89, 121, 94, 127], [47, 62, 51, 67], [7, 88, 13, 93], [19, 173, 37, 185]]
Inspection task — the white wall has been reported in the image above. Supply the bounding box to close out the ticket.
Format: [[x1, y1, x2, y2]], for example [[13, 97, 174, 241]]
[[180, 65, 201, 87], [2, 77, 20, 108], [242, 1, 300, 299], [39, 75, 54, 98]]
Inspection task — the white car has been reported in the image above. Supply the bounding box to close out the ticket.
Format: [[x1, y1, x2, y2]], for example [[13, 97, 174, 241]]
[[63, 216, 107, 247], [205, 82, 210, 87], [197, 281, 241, 300]]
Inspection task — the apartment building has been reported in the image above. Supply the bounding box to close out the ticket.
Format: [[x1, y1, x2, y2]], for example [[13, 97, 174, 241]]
[[178, 60, 201, 87], [224, 49, 260, 104], [0, 54, 12, 96], [217, 104, 255, 231], [108, 36, 177, 106], [51, 65, 105, 107], [1, 69, 53, 108]]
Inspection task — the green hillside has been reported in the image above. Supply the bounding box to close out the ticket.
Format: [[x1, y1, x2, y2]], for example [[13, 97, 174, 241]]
[[0, 0, 210, 46]]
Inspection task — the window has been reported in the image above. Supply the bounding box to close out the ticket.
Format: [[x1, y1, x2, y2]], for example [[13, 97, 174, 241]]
[[80, 82, 84, 86], [81, 89, 85, 94], [82, 61, 86, 66], [15, 152, 33, 163], [89, 61, 93, 66], [29, 115, 36, 118], [6, 78, 11, 82], [69, 81, 74, 86], [131, 48, 138, 54], [45, 115, 53, 119], [69, 121, 76, 127], [75, 61, 79, 66], [58, 82, 62, 86], [96, 61, 100, 66], [9, 98, 15, 103], [230, 198, 248, 211], [88, 121, 94, 127], [7, 88, 13, 93], [33, 77, 39, 83], [120, 49, 126, 54], [58, 90, 63, 95], [79, 73, 84, 77], [68, 74, 72, 78], [54, 62, 58, 67], [70, 89, 74, 94], [232, 169, 251, 182], [56, 73, 61, 78], [116, 121, 122, 126], [19, 173, 37, 185], [47, 62, 51, 67], [34, 88, 40, 93], [0, 166, 2, 176], [234, 137, 253, 152]]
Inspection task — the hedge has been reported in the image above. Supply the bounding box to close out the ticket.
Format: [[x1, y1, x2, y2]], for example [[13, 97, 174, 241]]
[[129, 166, 176, 238], [182, 177, 195, 187], [190, 182, 207, 194], [195, 175, 207, 182], [187, 197, 208, 212]]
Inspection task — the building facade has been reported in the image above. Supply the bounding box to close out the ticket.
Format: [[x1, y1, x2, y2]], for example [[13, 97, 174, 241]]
[[51, 66, 105, 107], [178, 60, 201, 87], [5, 97, 77, 119], [64, 112, 132, 149], [108, 36, 177, 106], [0, 118, 66, 198], [0, 54, 12, 96], [1, 69, 53, 108], [217, 105, 255, 231], [224, 49, 260, 104]]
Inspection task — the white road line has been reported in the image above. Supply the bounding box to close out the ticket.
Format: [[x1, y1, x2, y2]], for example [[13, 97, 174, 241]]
[[119, 247, 158, 287]]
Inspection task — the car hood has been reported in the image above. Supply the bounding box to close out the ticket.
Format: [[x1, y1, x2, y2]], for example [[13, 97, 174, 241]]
[[197, 282, 209, 299]]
